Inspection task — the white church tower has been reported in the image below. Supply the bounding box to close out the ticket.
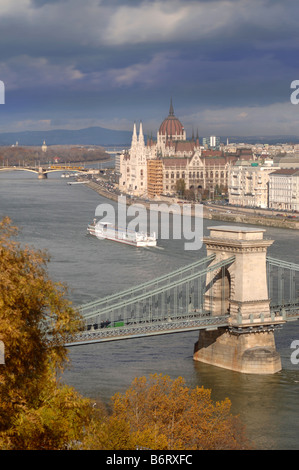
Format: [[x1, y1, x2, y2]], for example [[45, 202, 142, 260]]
[[119, 121, 148, 197]]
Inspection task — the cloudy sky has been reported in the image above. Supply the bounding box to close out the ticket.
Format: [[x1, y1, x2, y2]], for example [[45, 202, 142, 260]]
[[0, 0, 299, 137]]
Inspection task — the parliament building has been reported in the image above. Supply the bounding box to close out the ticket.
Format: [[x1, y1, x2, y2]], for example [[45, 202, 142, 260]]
[[119, 100, 236, 199]]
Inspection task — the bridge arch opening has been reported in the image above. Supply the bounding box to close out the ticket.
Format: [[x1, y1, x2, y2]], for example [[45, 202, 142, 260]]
[[204, 266, 232, 315]]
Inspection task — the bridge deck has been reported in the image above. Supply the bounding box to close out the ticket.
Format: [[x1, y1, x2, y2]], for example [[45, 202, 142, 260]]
[[64, 303, 299, 346], [65, 313, 230, 346]]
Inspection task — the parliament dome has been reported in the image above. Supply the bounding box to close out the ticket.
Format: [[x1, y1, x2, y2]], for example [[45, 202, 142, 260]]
[[158, 99, 185, 138]]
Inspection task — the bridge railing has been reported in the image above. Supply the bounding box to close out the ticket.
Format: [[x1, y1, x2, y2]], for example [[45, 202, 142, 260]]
[[232, 309, 286, 327], [66, 313, 230, 346]]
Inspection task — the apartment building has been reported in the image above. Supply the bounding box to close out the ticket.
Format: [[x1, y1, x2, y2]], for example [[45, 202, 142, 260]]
[[269, 169, 299, 211], [229, 163, 278, 208]]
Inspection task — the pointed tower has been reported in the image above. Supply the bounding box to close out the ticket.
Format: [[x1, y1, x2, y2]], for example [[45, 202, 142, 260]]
[[169, 97, 174, 116], [157, 98, 186, 153], [196, 129, 200, 149], [138, 121, 145, 148], [131, 122, 138, 148]]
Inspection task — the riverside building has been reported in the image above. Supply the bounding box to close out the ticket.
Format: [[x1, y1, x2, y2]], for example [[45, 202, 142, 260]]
[[228, 162, 279, 208], [269, 169, 299, 211], [119, 101, 236, 199]]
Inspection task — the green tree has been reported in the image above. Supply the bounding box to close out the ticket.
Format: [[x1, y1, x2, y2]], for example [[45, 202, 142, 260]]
[[175, 178, 186, 197]]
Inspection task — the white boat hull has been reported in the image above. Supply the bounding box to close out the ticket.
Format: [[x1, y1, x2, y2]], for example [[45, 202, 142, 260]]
[[87, 224, 157, 247]]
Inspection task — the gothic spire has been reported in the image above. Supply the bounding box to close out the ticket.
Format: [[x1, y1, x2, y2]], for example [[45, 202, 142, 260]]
[[138, 121, 144, 147], [169, 97, 174, 116], [131, 121, 138, 147]]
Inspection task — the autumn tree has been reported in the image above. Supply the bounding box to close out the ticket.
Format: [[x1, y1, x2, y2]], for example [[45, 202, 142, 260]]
[[0, 218, 251, 450], [0, 217, 94, 449], [82, 373, 251, 450], [175, 178, 186, 197]]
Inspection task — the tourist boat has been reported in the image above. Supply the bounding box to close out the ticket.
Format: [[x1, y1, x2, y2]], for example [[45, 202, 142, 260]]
[[67, 181, 87, 185], [87, 220, 157, 247]]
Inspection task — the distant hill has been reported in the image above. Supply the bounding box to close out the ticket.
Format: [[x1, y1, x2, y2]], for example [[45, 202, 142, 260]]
[[0, 126, 132, 146], [0, 125, 298, 147]]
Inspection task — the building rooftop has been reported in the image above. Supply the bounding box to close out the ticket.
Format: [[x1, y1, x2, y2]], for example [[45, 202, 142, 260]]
[[270, 169, 299, 176]]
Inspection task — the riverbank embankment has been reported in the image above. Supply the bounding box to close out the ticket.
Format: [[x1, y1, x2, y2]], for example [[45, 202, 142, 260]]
[[85, 180, 299, 230]]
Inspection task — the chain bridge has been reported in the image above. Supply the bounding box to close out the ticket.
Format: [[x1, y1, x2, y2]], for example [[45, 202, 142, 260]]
[[66, 253, 299, 347], [65, 225, 299, 374]]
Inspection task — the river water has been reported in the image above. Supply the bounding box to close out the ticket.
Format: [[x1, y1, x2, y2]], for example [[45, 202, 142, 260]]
[[0, 170, 299, 450]]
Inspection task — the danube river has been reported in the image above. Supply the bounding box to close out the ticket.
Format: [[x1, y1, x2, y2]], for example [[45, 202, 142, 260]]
[[1, 170, 299, 450]]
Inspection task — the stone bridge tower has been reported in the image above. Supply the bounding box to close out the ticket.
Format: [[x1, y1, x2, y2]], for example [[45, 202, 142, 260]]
[[38, 167, 47, 179], [194, 226, 285, 374]]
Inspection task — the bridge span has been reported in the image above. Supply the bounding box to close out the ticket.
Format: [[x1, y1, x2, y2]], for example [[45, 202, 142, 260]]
[[0, 165, 89, 178], [64, 226, 299, 374], [66, 303, 299, 348]]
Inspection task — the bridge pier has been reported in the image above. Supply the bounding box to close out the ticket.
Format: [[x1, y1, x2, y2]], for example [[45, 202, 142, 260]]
[[194, 226, 283, 374], [38, 167, 47, 179], [194, 327, 281, 374]]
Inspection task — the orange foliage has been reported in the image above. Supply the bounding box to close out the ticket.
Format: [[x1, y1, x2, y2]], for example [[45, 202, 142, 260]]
[[83, 373, 251, 450]]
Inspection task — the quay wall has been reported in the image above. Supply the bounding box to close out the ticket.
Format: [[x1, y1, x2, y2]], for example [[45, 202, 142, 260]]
[[205, 210, 299, 230], [85, 181, 299, 231]]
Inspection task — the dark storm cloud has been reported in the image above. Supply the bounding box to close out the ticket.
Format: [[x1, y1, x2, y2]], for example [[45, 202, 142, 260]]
[[0, 0, 298, 134]]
